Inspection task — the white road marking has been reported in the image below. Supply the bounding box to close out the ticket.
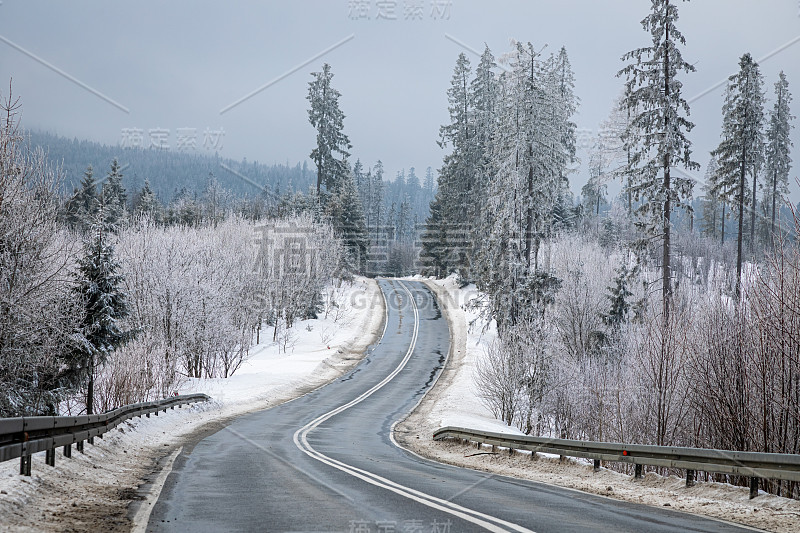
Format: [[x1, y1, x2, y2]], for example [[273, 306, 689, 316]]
[[293, 280, 536, 533], [131, 446, 182, 533]]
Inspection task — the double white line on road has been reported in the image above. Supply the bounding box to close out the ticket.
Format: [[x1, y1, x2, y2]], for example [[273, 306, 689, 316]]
[[293, 280, 535, 533]]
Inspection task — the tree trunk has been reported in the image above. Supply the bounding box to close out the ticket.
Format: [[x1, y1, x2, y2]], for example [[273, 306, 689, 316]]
[[662, 14, 672, 322], [87, 353, 94, 415], [771, 169, 778, 245], [736, 147, 746, 299], [750, 167, 757, 254], [721, 203, 726, 244]]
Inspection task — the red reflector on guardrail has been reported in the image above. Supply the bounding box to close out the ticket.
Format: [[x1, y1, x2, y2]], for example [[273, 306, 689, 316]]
[[622, 450, 628, 456]]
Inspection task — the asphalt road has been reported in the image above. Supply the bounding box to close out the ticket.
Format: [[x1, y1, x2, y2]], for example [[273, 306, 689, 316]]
[[148, 279, 755, 533]]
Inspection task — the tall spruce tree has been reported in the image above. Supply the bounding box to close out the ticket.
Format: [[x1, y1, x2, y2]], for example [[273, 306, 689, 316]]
[[307, 63, 351, 198], [369, 160, 385, 244], [618, 0, 699, 320], [72, 219, 132, 414], [101, 158, 126, 229], [710, 53, 765, 297], [764, 71, 794, 239], [325, 166, 368, 273], [699, 156, 722, 241], [66, 165, 100, 231], [134, 179, 162, 221], [422, 53, 473, 279]]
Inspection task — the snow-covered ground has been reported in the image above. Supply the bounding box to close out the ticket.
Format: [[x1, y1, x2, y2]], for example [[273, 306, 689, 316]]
[[0, 277, 384, 532], [395, 275, 800, 533]]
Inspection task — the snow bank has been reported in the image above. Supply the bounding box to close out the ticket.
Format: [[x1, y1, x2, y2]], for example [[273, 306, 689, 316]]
[[0, 277, 384, 532]]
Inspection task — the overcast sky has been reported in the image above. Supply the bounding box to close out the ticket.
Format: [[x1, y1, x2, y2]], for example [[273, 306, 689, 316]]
[[2, 1, 800, 201]]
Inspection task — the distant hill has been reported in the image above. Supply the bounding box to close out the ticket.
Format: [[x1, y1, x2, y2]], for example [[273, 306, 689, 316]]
[[25, 130, 314, 202]]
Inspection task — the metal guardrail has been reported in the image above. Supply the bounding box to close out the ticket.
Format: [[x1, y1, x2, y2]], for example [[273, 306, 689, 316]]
[[433, 426, 800, 499], [0, 393, 210, 475]]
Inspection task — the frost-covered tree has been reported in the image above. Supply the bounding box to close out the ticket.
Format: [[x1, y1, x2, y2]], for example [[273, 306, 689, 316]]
[[307, 63, 351, 197], [470, 46, 499, 203], [618, 0, 699, 319], [699, 156, 723, 242], [134, 179, 162, 221], [476, 42, 574, 328], [325, 166, 368, 273], [201, 173, 231, 226], [65, 165, 100, 231], [0, 89, 80, 416], [603, 263, 637, 328], [551, 46, 579, 220], [763, 71, 794, 238], [368, 160, 385, 243], [422, 53, 474, 279], [72, 220, 132, 414], [101, 158, 127, 229], [584, 134, 614, 216], [711, 53, 765, 297], [600, 90, 638, 216]]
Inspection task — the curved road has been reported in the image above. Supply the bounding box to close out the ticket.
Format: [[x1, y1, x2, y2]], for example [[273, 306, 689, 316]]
[[148, 279, 753, 533]]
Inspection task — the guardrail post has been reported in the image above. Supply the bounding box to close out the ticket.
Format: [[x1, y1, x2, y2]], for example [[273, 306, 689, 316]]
[[77, 440, 84, 453], [593, 459, 600, 472], [88, 436, 94, 445], [63, 444, 72, 458], [634, 464, 643, 479], [749, 477, 759, 499], [45, 448, 55, 467], [686, 469, 695, 487], [20, 455, 31, 476]]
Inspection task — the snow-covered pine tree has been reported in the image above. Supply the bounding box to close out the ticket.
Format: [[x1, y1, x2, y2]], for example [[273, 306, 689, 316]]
[[699, 156, 722, 241], [550, 46, 579, 230], [618, 0, 699, 319], [202, 172, 229, 226], [369, 160, 385, 244], [600, 90, 638, 216], [423, 166, 435, 195], [325, 165, 367, 273], [101, 158, 127, 229], [71, 218, 132, 414], [135, 179, 162, 221], [585, 133, 613, 216], [763, 71, 794, 239], [66, 165, 100, 231], [468, 46, 499, 279], [604, 263, 637, 329], [470, 45, 498, 198], [352, 159, 368, 214], [307, 63, 351, 198], [476, 42, 571, 328], [422, 53, 474, 279], [710, 52, 765, 297]]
